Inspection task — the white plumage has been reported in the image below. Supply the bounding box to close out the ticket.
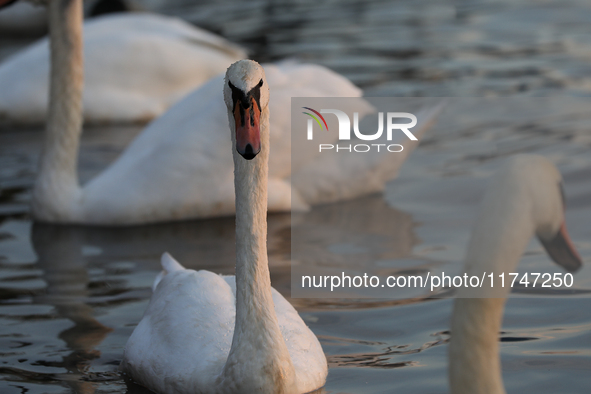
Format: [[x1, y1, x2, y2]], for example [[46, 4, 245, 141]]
[[34, 59, 439, 224], [0, 12, 245, 125], [30, 0, 441, 225], [448, 155, 582, 394], [121, 60, 327, 394], [123, 255, 327, 394]]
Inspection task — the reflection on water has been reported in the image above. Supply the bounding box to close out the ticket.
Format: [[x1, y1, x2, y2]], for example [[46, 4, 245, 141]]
[[292, 195, 416, 269], [292, 195, 430, 299], [1, 179, 589, 393], [31, 224, 114, 394], [0, 208, 445, 394], [0, 222, 116, 393]]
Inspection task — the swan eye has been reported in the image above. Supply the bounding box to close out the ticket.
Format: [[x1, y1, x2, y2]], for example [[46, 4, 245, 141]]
[[228, 79, 263, 115]]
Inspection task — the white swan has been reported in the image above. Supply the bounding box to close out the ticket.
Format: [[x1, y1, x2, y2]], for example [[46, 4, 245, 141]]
[[448, 154, 583, 394], [0, 9, 245, 125], [120, 60, 327, 394], [28, 0, 440, 225]]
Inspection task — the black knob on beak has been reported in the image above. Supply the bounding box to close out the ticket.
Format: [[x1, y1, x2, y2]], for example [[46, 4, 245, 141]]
[[239, 144, 259, 160]]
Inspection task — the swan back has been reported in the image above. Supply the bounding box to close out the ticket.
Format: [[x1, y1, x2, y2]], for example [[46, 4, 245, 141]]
[[0, 13, 246, 125], [78, 62, 368, 224]]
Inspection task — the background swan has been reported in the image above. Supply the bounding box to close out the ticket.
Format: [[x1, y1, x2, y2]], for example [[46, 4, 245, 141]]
[[120, 60, 327, 394], [31, 0, 441, 225], [0, 1, 46, 35], [448, 154, 583, 394], [0, 10, 245, 125]]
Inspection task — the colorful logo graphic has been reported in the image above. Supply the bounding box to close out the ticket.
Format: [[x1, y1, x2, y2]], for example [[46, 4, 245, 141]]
[[302, 106, 419, 153], [302, 107, 328, 139]]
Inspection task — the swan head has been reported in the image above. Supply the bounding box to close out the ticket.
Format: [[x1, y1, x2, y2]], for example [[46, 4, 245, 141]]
[[498, 155, 582, 272], [224, 60, 269, 160]]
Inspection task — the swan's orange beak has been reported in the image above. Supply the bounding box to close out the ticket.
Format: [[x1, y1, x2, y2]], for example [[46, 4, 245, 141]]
[[233, 96, 261, 160], [539, 222, 582, 273]]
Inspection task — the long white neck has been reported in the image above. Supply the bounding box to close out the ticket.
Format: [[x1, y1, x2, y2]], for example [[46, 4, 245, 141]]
[[449, 180, 537, 394], [220, 107, 296, 393], [32, 0, 84, 221], [449, 298, 507, 394]]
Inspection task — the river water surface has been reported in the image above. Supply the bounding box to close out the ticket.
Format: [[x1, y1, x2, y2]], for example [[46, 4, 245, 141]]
[[1, 0, 590, 393]]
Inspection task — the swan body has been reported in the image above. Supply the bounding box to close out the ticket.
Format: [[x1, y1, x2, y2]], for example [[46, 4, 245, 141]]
[[121, 60, 327, 394], [29, 0, 440, 225], [448, 154, 583, 394], [122, 254, 327, 394], [35, 63, 440, 223], [0, 12, 246, 125], [76, 61, 429, 224]]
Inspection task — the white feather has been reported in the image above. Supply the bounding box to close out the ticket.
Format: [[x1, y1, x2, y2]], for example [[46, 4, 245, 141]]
[[152, 252, 186, 291], [0, 13, 245, 125], [121, 60, 327, 394], [28, 2, 441, 225], [449, 155, 581, 394], [125, 270, 327, 393]]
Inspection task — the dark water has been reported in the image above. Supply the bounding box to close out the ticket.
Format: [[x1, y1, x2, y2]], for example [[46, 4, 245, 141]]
[[1, 1, 591, 393]]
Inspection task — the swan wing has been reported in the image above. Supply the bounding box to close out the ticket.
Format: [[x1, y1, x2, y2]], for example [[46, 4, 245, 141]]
[[121, 269, 236, 394], [267, 177, 309, 212], [272, 289, 328, 393], [222, 277, 327, 393], [84, 13, 246, 59], [80, 63, 364, 223], [0, 13, 245, 125], [123, 270, 326, 393], [81, 74, 236, 224], [264, 61, 368, 179]]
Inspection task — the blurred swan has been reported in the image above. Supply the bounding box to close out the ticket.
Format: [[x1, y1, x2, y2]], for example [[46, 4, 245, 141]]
[[0, 8, 246, 125], [0, 1, 46, 35], [448, 154, 583, 394], [29, 0, 440, 225], [120, 60, 327, 394]]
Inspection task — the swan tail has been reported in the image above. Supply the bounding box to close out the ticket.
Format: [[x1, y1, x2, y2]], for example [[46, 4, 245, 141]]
[[152, 252, 186, 291]]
